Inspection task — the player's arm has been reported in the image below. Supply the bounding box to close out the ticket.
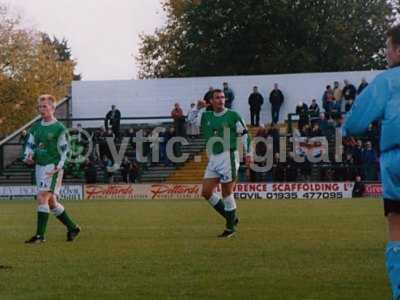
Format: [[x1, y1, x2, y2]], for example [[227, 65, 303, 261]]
[[236, 116, 253, 165], [195, 107, 206, 129], [343, 75, 389, 136], [57, 132, 69, 170], [46, 132, 69, 177], [23, 133, 35, 165]]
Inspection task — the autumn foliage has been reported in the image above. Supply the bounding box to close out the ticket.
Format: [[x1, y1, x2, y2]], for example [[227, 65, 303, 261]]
[[0, 4, 75, 138]]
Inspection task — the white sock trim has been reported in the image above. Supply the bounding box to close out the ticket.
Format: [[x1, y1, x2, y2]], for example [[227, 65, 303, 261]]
[[223, 194, 237, 211], [208, 194, 220, 207], [37, 204, 50, 213], [51, 204, 65, 217]]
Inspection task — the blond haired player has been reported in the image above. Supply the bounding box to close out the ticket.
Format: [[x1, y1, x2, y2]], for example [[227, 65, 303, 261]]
[[23, 95, 80, 244]]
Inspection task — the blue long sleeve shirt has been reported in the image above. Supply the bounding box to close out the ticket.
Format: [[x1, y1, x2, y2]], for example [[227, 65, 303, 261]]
[[343, 66, 400, 153]]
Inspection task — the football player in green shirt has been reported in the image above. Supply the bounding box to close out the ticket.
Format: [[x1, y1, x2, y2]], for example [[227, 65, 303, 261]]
[[197, 89, 252, 238], [23, 95, 81, 244]]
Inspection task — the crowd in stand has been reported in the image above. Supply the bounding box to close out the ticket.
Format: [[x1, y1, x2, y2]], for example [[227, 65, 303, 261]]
[[75, 78, 380, 184], [249, 78, 380, 183], [16, 78, 380, 184]]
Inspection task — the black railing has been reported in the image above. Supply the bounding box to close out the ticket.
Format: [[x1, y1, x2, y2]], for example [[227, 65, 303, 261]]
[[0, 115, 174, 175]]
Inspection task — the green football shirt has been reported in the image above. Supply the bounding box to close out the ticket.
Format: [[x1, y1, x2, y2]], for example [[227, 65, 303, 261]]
[[200, 109, 251, 156], [24, 119, 69, 167]]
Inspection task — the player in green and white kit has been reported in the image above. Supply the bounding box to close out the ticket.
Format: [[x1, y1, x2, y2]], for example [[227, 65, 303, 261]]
[[197, 89, 252, 238], [23, 95, 80, 244]]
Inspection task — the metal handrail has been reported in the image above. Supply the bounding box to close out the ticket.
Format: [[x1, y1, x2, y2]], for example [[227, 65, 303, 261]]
[[0, 96, 70, 147], [58, 116, 174, 122]]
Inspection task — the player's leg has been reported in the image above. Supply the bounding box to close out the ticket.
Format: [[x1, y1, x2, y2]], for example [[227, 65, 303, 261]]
[[217, 151, 240, 238], [26, 165, 54, 244], [220, 181, 237, 236], [201, 178, 226, 219], [49, 194, 80, 241], [48, 169, 81, 241], [381, 150, 400, 300], [25, 191, 52, 244], [385, 210, 400, 300], [202, 154, 228, 219]]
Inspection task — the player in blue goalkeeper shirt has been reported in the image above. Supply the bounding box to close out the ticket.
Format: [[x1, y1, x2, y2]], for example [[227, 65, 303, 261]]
[[343, 25, 400, 300]]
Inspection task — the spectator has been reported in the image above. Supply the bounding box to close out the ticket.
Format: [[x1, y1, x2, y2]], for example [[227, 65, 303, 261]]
[[333, 81, 342, 101], [186, 103, 200, 137], [254, 126, 268, 160], [171, 102, 185, 137], [104, 128, 115, 159], [352, 139, 363, 166], [269, 83, 284, 124], [357, 78, 368, 95], [269, 123, 280, 155], [329, 96, 342, 119], [128, 160, 140, 183], [361, 141, 378, 181], [322, 85, 333, 112], [324, 114, 337, 138], [142, 129, 152, 165], [286, 152, 298, 182], [253, 126, 269, 182], [296, 102, 309, 131], [352, 176, 366, 197], [203, 86, 214, 106], [342, 153, 357, 181], [310, 123, 322, 137], [126, 128, 136, 140], [121, 156, 131, 183], [96, 127, 108, 160], [300, 124, 311, 137], [160, 127, 175, 165], [342, 80, 357, 101], [343, 79, 356, 112], [84, 157, 97, 184], [223, 82, 235, 109], [248, 86, 264, 126], [309, 99, 320, 124], [102, 155, 114, 183], [309, 99, 320, 117], [272, 153, 285, 182], [335, 115, 344, 129], [345, 99, 353, 112], [324, 91, 335, 115], [105, 105, 121, 138]]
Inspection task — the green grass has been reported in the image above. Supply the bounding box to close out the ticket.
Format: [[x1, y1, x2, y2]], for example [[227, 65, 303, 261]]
[[0, 198, 391, 300]]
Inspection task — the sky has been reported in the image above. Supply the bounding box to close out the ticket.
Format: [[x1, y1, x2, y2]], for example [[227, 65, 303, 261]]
[[6, 0, 165, 80]]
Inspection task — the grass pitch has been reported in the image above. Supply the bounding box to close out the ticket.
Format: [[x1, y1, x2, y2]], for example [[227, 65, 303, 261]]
[[0, 198, 391, 300]]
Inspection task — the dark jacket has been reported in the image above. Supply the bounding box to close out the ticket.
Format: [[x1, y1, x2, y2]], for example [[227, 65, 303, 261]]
[[248, 92, 264, 111], [269, 89, 284, 107], [224, 88, 235, 108], [357, 82, 368, 95], [352, 181, 365, 197], [343, 84, 357, 100], [309, 103, 320, 118], [105, 109, 121, 129]]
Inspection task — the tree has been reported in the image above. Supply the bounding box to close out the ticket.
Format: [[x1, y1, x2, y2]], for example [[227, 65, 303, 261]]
[[0, 4, 76, 137], [137, 0, 396, 78]]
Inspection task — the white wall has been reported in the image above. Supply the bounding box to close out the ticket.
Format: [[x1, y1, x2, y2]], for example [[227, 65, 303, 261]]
[[72, 70, 382, 128]]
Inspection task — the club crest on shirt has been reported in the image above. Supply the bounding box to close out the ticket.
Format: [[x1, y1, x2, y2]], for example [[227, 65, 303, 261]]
[[38, 142, 44, 149]]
